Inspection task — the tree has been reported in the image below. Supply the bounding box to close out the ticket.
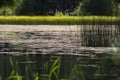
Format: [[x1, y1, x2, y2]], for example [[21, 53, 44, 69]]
[[80, 0, 114, 15], [115, 0, 120, 3], [0, 0, 18, 15], [17, 0, 49, 15], [0, 0, 15, 7]]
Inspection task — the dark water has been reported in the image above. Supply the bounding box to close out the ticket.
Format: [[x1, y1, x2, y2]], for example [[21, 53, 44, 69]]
[[0, 53, 120, 80], [0, 25, 120, 80]]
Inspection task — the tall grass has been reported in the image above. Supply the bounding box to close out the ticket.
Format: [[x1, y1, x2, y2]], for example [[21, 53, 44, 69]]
[[70, 65, 85, 80], [1, 54, 120, 80], [0, 16, 119, 25], [6, 55, 62, 80], [8, 57, 22, 80], [49, 57, 61, 80], [8, 54, 39, 80]]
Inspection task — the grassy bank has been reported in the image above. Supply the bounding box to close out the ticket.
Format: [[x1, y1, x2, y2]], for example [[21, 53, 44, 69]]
[[0, 16, 120, 25]]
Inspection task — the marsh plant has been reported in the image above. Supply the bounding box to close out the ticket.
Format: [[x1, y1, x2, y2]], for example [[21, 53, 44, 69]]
[[6, 55, 62, 80], [1, 53, 120, 80], [81, 25, 118, 47], [49, 56, 61, 80], [8, 57, 22, 80], [7, 54, 40, 80], [70, 65, 85, 80], [41, 56, 61, 80]]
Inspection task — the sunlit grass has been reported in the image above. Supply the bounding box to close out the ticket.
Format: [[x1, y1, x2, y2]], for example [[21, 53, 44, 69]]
[[0, 16, 119, 25]]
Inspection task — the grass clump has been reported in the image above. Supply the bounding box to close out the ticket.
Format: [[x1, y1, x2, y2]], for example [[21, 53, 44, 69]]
[[0, 16, 119, 25]]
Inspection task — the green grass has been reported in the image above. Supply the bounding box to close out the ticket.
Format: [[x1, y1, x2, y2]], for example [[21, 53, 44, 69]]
[[0, 16, 119, 25]]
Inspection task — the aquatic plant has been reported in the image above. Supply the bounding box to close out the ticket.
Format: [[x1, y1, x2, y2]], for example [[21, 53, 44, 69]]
[[8, 57, 22, 80], [49, 56, 61, 80], [70, 65, 85, 80]]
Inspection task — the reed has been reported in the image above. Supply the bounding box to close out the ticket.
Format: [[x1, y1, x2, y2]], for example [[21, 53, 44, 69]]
[[70, 65, 85, 80], [8, 56, 22, 80], [49, 56, 61, 80]]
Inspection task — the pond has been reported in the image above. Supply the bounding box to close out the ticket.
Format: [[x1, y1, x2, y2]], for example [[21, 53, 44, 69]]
[[0, 25, 120, 80]]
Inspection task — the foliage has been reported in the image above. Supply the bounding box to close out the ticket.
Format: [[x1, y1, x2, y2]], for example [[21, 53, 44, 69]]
[[0, 0, 120, 15], [49, 57, 61, 80], [0, 0, 49, 15], [13, 0, 23, 15], [55, 10, 64, 16], [80, 0, 115, 15], [0, 0, 23, 15], [0, 16, 119, 25], [118, 4, 120, 15], [113, 3, 120, 16], [40, 56, 62, 80], [74, 2, 82, 16], [70, 65, 85, 80], [0, 7, 13, 15], [55, 10, 69, 16], [16, 0, 49, 15], [0, 0, 16, 7], [8, 70, 22, 80], [8, 57, 22, 80], [34, 73, 39, 80]]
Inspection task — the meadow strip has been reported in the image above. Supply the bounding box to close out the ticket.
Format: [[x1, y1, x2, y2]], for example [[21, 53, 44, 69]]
[[0, 16, 119, 25]]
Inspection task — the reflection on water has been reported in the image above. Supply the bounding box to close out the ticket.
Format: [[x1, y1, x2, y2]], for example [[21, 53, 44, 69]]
[[0, 25, 120, 80]]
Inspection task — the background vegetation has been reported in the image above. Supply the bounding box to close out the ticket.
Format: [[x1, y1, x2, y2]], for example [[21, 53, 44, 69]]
[[0, 0, 120, 16], [79, 0, 114, 15]]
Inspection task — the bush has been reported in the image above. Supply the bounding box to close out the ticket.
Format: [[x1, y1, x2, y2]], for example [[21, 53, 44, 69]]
[[80, 0, 114, 15]]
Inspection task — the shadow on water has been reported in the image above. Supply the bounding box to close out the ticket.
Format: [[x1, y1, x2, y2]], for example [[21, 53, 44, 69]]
[[0, 53, 120, 80]]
